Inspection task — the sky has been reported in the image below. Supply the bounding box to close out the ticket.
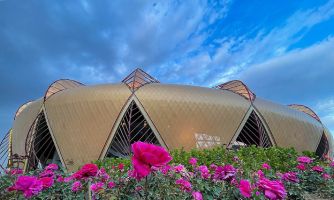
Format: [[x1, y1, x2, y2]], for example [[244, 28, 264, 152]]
[[0, 0, 334, 140]]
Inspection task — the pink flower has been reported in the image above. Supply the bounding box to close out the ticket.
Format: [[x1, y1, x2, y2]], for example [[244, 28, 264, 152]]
[[197, 165, 210, 179], [175, 178, 192, 192], [118, 163, 124, 171], [64, 176, 73, 182], [39, 170, 54, 178], [131, 142, 172, 179], [213, 165, 236, 181], [282, 172, 299, 183], [312, 166, 324, 173], [173, 164, 185, 173], [297, 156, 312, 164], [72, 163, 99, 179], [56, 176, 64, 182], [330, 161, 334, 167], [45, 163, 58, 171], [107, 181, 116, 189], [239, 179, 252, 198], [296, 164, 306, 171], [323, 173, 331, 180], [97, 167, 110, 182], [160, 165, 171, 175], [189, 157, 198, 166], [257, 170, 265, 178], [210, 164, 217, 171], [40, 177, 54, 189], [262, 163, 271, 170], [90, 182, 104, 193], [192, 191, 203, 200], [258, 178, 287, 200], [71, 181, 82, 192], [8, 169, 23, 175], [10, 176, 43, 198]]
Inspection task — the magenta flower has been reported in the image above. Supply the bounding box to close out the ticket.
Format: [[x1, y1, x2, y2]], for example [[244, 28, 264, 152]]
[[97, 167, 110, 182], [118, 163, 125, 171], [312, 166, 324, 173], [297, 156, 312, 164], [173, 164, 185, 173], [107, 181, 116, 189], [175, 178, 192, 192], [9, 176, 43, 198], [45, 163, 58, 171], [160, 165, 171, 175], [330, 161, 334, 167], [131, 142, 172, 179], [258, 178, 287, 200], [71, 181, 82, 192], [40, 177, 54, 189], [192, 191, 203, 200], [262, 163, 271, 170], [56, 176, 64, 182], [8, 168, 23, 175], [72, 163, 99, 179], [296, 164, 306, 171], [210, 164, 217, 171], [213, 164, 236, 181], [39, 170, 54, 178], [257, 170, 265, 178], [282, 172, 299, 183], [189, 157, 198, 166], [90, 182, 104, 193], [239, 179, 252, 198], [197, 165, 210, 179], [323, 173, 331, 180]]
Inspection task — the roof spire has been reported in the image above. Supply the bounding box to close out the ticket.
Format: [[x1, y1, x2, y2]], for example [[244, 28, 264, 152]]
[[122, 68, 159, 92]]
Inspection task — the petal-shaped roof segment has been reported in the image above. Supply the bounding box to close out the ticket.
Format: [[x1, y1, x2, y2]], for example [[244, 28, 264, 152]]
[[44, 84, 132, 171], [122, 68, 159, 92], [288, 104, 321, 122], [135, 84, 250, 150], [254, 98, 323, 152], [14, 101, 32, 120], [44, 79, 84, 101], [214, 80, 256, 102]]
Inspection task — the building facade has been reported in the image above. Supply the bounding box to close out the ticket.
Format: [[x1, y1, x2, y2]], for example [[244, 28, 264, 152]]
[[1, 69, 333, 172]]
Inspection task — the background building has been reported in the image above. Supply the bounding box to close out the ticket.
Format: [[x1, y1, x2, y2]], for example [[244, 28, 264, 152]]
[[1, 69, 333, 172]]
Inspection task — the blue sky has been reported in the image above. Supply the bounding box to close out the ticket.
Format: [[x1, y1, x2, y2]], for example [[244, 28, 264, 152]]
[[0, 0, 334, 139]]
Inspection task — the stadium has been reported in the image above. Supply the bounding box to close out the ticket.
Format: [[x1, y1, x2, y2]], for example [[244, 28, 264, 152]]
[[1, 68, 333, 172]]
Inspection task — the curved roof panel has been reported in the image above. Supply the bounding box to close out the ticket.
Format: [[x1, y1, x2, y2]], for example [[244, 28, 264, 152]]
[[254, 98, 323, 152], [12, 99, 43, 156], [44, 84, 131, 170], [215, 80, 256, 102], [44, 79, 84, 102], [14, 101, 33, 120], [136, 84, 251, 150], [288, 104, 321, 122]]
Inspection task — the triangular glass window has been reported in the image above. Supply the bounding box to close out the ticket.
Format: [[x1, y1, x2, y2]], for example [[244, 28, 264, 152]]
[[315, 133, 329, 158], [122, 68, 159, 92], [234, 111, 272, 148], [26, 112, 61, 169], [106, 101, 160, 158]]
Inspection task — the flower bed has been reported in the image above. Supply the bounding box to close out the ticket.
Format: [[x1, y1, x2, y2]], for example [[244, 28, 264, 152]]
[[1, 142, 333, 199]]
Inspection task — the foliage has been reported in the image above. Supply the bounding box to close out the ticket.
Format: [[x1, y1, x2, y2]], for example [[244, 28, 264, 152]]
[[1, 145, 333, 200]]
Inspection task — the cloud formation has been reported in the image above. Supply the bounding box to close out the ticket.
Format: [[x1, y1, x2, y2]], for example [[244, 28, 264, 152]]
[[0, 0, 334, 137]]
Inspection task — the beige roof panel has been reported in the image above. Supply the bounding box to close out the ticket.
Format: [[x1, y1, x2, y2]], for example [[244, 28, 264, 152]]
[[44, 79, 84, 101], [44, 84, 131, 171], [254, 98, 323, 152], [135, 84, 251, 151], [12, 99, 43, 156]]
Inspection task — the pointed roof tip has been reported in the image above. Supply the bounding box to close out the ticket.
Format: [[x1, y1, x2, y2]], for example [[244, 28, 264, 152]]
[[122, 67, 160, 92], [214, 80, 256, 102], [288, 104, 321, 123]]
